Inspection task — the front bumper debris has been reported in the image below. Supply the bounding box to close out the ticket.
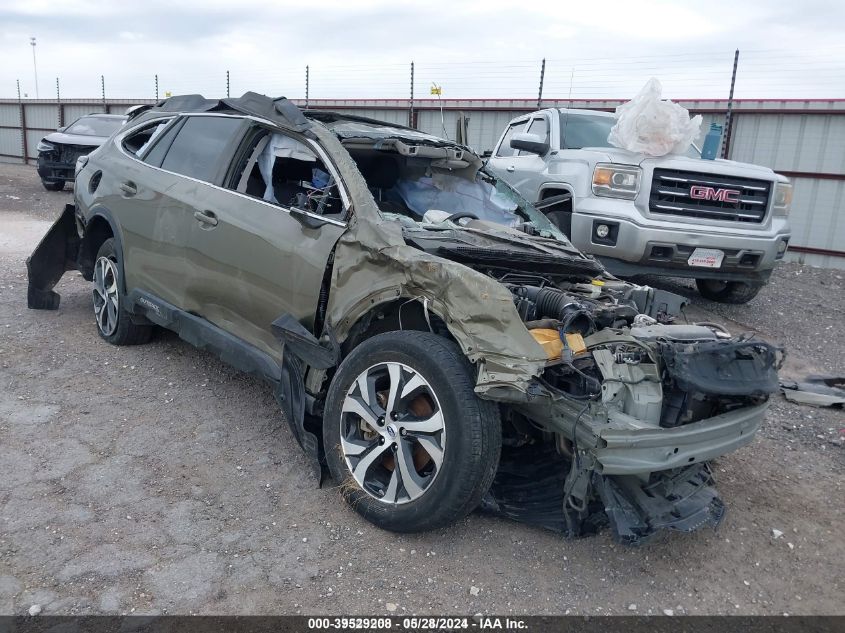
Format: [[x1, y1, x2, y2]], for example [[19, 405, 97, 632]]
[[26, 204, 81, 310], [595, 464, 725, 545], [480, 442, 725, 546]]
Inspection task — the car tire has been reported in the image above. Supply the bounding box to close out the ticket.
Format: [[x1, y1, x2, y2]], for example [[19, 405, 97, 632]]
[[324, 331, 501, 533], [42, 179, 65, 192], [695, 279, 763, 304], [93, 238, 152, 345]]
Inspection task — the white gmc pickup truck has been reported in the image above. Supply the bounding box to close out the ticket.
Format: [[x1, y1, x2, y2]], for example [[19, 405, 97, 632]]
[[486, 108, 792, 303]]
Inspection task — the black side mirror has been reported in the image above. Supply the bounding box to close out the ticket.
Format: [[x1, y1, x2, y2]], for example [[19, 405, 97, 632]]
[[510, 132, 549, 155]]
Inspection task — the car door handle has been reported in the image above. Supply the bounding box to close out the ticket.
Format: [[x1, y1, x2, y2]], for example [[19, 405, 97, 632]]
[[119, 181, 137, 196], [193, 210, 219, 227], [506, 166, 515, 172]]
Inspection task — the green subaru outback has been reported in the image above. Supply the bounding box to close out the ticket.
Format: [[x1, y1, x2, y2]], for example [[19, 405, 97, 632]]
[[27, 92, 782, 545]]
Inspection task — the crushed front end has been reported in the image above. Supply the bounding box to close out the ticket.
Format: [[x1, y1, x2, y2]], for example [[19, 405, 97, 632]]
[[479, 278, 782, 545]]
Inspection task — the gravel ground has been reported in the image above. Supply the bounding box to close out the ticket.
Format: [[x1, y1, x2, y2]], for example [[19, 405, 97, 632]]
[[0, 162, 842, 616]]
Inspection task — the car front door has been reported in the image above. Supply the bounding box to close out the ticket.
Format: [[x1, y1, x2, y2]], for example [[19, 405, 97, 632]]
[[485, 118, 529, 193], [182, 124, 348, 361], [505, 115, 551, 202], [487, 115, 550, 203]]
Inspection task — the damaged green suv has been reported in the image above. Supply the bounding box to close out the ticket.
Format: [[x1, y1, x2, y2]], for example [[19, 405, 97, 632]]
[[27, 93, 782, 545]]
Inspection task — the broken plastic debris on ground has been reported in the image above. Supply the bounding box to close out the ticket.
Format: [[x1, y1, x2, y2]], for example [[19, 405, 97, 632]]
[[780, 375, 845, 407]]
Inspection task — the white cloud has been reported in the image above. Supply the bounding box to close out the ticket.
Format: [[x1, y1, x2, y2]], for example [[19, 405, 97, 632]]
[[1, 0, 843, 100]]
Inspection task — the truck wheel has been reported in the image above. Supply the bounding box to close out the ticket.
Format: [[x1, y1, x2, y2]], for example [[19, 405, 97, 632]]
[[92, 238, 152, 345], [324, 331, 501, 533], [695, 279, 763, 304], [42, 179, 65, 191]]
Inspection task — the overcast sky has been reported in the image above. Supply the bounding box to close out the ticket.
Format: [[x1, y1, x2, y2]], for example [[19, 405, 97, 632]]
[[1, 0, 843, 101]]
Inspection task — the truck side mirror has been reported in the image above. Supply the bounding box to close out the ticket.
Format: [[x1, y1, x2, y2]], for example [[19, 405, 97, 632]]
[[510, 132, 548, 155]]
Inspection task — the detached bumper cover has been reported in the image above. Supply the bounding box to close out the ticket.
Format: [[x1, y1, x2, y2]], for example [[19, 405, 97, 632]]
[[26, 204, 81, 310]]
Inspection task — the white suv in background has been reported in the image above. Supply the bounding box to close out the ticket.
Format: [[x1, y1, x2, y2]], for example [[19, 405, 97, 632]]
[[486, 109, 792, 303]]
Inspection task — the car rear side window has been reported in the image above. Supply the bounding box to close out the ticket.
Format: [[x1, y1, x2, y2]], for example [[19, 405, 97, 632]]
[[122, 119, 173, 157], [159, 116, 245, 183]]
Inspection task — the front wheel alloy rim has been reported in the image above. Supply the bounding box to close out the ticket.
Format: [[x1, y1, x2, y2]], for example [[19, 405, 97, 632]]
[[340, 362, 446, 505], [93, 255, 119, 336]]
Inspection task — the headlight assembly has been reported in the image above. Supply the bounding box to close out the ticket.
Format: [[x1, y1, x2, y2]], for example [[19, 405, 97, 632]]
[[592, 163, 641, 200], [773, 181, 793, 216]]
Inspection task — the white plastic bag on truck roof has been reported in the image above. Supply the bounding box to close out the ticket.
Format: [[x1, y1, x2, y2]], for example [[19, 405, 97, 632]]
[[607, 78, 702, 156]]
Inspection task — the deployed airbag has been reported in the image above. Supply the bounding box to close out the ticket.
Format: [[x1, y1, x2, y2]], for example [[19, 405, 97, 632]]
[[608, 78, 703, 156]]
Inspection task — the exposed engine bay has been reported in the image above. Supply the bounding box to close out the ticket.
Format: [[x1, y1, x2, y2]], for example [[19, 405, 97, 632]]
[[400, 218, 782, 544], [490, 278, 781, 544]]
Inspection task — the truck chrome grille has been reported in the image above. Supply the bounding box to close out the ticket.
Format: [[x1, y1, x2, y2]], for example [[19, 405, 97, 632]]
[[649, 168, 771, 223]]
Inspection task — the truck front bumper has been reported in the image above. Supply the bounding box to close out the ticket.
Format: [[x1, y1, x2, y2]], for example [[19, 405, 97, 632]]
[[570, 199, 791, 282]]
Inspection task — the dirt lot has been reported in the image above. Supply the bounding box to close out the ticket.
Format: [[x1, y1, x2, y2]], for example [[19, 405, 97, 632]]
[[0, 162, 842, 616]]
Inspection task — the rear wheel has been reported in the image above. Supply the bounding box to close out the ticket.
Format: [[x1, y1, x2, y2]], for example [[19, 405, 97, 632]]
[[93, 238, 152, 345], [695, 279, 763, 304], [324, 331, 501, 532], [41, 179, 65, 191]]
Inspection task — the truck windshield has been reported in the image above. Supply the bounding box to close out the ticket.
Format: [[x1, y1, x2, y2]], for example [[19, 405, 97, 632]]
[[559, 113, 617, 149], [559, 111, 701, 157]]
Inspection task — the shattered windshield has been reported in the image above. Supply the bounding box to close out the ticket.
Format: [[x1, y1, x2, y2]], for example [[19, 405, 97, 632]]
[[345, 140, 574, 245], [386, 167, 571, 244]]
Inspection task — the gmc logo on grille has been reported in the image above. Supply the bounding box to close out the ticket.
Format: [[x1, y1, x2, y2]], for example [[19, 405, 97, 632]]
[[689, 185, 741, 203]]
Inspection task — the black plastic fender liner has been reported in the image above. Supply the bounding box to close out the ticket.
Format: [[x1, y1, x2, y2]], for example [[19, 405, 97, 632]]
[[26, 204, 81, 310], [271, 313, 339, 370], [271, 313, 339, 483], [274, 354, 323, 483]]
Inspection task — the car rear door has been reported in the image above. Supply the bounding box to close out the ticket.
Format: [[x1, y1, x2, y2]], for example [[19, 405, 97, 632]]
[[124, 115, 249, 310], [181, 123, 348, 362], [101, 116, 182, 301]]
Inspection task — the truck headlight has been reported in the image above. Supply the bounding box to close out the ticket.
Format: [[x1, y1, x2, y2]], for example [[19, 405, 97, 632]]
[[36, 139, 55, 153], [592, 164, 641, 200], [773, 181, 792, 216]]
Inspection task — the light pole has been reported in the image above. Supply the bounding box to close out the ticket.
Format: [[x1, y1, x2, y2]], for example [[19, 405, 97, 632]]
[[30, 37, 39, 99]]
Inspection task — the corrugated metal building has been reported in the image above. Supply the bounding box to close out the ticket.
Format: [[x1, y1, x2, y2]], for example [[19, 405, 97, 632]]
[[1, 96, 842, 268]]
